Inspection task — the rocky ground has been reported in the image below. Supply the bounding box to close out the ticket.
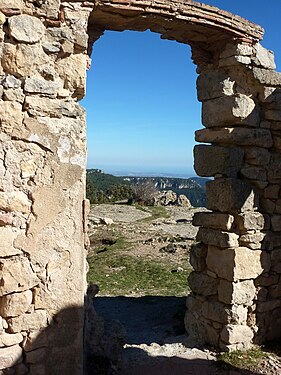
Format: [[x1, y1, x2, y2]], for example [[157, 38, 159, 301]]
[[88, 203, 281, 375]]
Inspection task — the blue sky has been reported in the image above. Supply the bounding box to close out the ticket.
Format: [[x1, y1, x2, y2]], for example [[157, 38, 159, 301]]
[[82, 0, 281, 177]]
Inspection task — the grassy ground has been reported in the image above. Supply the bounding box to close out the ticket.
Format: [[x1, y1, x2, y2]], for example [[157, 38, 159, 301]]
[[87, 230, 191, 296], [135, 205, 171, 222]]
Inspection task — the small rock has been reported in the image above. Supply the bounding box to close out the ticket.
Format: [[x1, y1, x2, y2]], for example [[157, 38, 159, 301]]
[[100, 217, 114, 225]]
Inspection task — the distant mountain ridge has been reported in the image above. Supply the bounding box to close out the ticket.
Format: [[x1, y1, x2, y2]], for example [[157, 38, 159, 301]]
[[86, 169, 208, 207]]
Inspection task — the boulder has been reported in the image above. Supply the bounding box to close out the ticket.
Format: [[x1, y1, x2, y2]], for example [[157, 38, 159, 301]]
[[154, 190, 177, 206]]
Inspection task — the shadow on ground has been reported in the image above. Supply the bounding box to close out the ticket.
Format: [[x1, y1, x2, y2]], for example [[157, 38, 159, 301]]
[[93, 296, 262, 375]]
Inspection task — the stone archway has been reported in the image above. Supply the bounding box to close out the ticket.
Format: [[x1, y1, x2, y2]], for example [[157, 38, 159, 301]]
[[0, 0, 281, 373]]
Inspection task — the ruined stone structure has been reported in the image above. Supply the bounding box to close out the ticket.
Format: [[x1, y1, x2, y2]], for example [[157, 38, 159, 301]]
[[0, 0, 281, 373]]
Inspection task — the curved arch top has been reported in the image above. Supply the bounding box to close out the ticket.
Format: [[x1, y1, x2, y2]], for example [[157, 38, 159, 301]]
[[89, 0, 264, 48]]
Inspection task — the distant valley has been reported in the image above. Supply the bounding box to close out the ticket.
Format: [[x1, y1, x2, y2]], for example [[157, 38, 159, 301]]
[[86, 169, 208, 207]]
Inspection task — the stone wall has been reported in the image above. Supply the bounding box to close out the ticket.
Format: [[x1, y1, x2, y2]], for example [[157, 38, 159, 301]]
[[0, 1, 90, 373], [187, 41, 281, 351], [0, 0, 280, 373]]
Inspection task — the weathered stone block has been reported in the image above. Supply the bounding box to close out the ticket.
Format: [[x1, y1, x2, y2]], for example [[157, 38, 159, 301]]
[[253, 68, 281, 86], [219, 55, 251, 67], [24, 77, 61, 96], [268, 154, 281, 182], [0, 191, 31, 213], [269, 283, 281, 299], [257, 300, 281, 313], [239, 232, 265, 248], [271, 215, 281, 232], [236, 212, 266, 231], [3, 88, 25, 103], [2, 75, 21, 89], [8, 15, 45, 43], [240, 166, 267, 181], [0, 345, 22, 370], [0, 333, 23, 347], [194, 145, 244, 177], [189, 242, 207, 272], [196, 227, 239, 248], [206, 246, 268, 281], [0, 227, 22, 257], [245, 147, 270, 166], [55, 54, 87, 100], [0, 212, 13, 226], [253, 43, 276, 70], [220, 43, 253, 58], [195, 127, 273, 148], [218, 279, 256, 305], [193, 212, 234, 231], [255, 274, 279, 287], [265, 110, 281, 122], [8, 310, 48, 333], [0, 290, 32, 317], [2, 43, 49, 78], [188, 272, 218, 296], [220, 324, 254, 345], [202, 300, 247, 324], [206, 178, 257, 213], [0, 100, 23, 134], [202, 94, 259, 127], [196, 70, 234, 101], [0, 257, 39, 296]]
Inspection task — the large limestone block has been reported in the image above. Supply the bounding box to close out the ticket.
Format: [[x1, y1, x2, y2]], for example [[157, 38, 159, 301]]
[[0, 332, 23, 347], [252, 43, 276, 70], [206, 246, 268, 281], [0, 290, 32, 317], [25, 96, 83, 118], [241, 166, 267, 181], [220, 43, 253, 59], [194, 145, 244, 177], [197, 71, 234, 101], [218, 279, 256, 305], [0, 257, 39, 296], [245, 147, 270, 166], [237, 212, 266, 231], [8, 15, 45, 43], [0, 191, 31, 213], [189, 242, 207, 272], [0, 101, 23, 134], [221, 325, 254, 345], [2, 43, 49, 78], [188, 272, 218, 296], [196, 227, 239, 248], [0, 344, 22, 370], [0, 227, 22, 257], [195, 128, 273, 148], [55, 54, 87, 100], [206, 178, 257, 213], [24, 77, 61, 96], [253, 68, 281, 86], [193, 212, 234, 231], [202, 94, 259, 128], [8, 310, 48, 333], [268, 154, 281, 182], [202, 300, 247, 324], [0, 0, 23, 11]]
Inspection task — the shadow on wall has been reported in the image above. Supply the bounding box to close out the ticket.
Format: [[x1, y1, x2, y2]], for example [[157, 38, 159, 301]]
[[2, 306, 84, 375]]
